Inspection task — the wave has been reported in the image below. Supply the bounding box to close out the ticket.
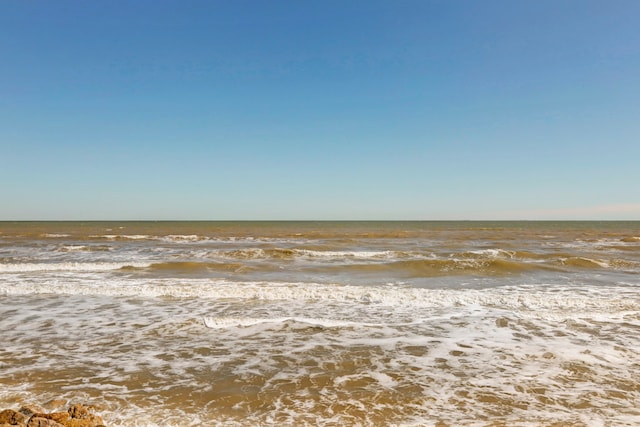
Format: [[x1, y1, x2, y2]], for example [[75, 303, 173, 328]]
[[217, 248, 409, 261], [189, 248, 558, 276], [209, 247, 638, 273], [202, 316, 388, 329], [3, 255, 633, 277], [57, 245, 112, 252], [318, 258, 556, 277], [85, 234, 303, 244], [0, 261, 151, 273], [557, 257, 610, 269], [143, 261, 250, 273], [161, 234, 208, 242], [90, 234, 154, 241], [1, 279, 637, 315], [462, 249, 517, 258]]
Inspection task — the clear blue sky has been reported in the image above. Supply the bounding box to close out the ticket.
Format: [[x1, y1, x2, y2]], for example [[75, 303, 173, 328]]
[[2, 0, 639, 220]]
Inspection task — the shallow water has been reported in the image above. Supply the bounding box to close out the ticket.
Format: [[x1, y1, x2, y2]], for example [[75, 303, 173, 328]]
[[1, 221, 639, 425]]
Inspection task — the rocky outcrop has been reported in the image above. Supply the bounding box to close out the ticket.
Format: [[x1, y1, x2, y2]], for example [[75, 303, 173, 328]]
[[15, 406, 44, 419], [0, 404, 104, 427], [0, 409, 28, 426]]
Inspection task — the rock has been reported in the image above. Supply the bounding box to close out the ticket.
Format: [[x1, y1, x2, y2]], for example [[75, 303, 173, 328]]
[[64, 405, 104, 427], [2, 403, 104, 427], [0, 409, 27, 425], [65, 406, 89, 421], [26, 418, 64, 427], [31, 414, 69, 425], [18, 406, 45, 418], [62, 419, 105, 427]]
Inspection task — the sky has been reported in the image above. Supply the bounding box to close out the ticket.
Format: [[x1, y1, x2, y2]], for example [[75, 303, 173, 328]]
[[1, 0, 639, 220]]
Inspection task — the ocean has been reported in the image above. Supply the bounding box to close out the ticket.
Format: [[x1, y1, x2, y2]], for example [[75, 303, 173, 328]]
[[1, 221, 639, 426]]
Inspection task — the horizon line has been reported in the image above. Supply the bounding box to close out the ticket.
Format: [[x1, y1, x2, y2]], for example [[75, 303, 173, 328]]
[[1, 218, 638, 222]]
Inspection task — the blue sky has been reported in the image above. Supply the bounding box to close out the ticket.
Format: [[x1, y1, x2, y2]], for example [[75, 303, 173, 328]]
[[1, 0, 639, 220]]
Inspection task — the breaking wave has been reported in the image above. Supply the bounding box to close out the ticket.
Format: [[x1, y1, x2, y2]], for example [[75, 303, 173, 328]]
[[0, 261, 151, 273], [1, 278, 637, 316]]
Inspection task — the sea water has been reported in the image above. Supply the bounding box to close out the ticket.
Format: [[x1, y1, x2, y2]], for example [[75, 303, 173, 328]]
[[1, 221, 639, 426]]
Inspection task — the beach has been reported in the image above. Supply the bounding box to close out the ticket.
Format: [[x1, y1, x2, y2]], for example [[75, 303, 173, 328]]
[[1, 221, 639, 426]]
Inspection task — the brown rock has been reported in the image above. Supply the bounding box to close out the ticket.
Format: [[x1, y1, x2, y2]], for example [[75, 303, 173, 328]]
[[66, 406, 90, 421], [33, 414, 69, 425], [65, 405, 104, 427], [62, 419, 105, 427], [3, 402, 105, 427], [18, 406, 45, 418], [0, 409, 27, 425], [26, 418, 64, 427]]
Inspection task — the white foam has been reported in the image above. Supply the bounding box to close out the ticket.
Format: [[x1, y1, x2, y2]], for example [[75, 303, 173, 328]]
[[161, 235, 205, 242], [466, 248, 516, 258], [58, 245, 91, 252], [90, 234, 154, 240], [210, 248, 429, 261], [202, 316, 389, 329], [0, 261, 151, 272], [296, 249, 399, 259], [369, 371, 398, 388], [1, 278, 637, 318], [2, 285, 640, 427]]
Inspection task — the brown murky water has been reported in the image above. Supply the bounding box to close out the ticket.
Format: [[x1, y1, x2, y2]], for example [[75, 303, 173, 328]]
[[1, 221, 639, 425]]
